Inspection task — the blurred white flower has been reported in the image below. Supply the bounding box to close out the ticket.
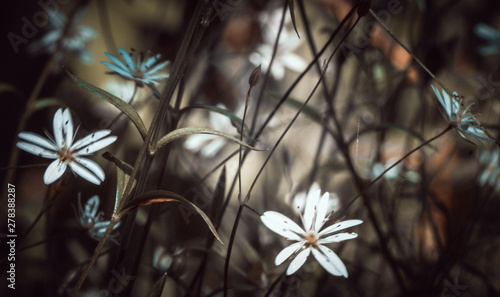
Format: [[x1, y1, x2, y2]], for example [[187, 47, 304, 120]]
[[432, 85, 493, 146], [17, 108, 117, 185], [184, 104, 240, 158], [249, 8, 306, 80], [292, 182, 340, 214], [101, 47, 170, 87], [78, 195, 120, 240], [28, 10, 96, 64], [474, 23, 500, 55], [261, 189, 362, 277], [479, 148, 500, 192]]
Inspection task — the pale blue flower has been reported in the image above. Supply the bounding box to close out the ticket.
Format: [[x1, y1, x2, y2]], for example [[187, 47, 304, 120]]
[[78, 195, 120, 240], [474, 23, 500, 55], [432, 85, 493, 146], [479, 148, 500, 192], [101, 47, 170, 87], [16, 108, 117, 185], [261, 189, 362, 277], [28, 10, 96, 63]]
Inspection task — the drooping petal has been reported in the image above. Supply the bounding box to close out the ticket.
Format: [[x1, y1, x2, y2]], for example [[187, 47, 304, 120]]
[[53, 108, 64, 148], [44, 159, 67, 184], [18, 132, 58, 151], [16, 141, 58, 159], [70, 158, 105, 185], [261, 211, 305, 240], [312, 245, 347, 277], [303, 189, 321, 231], [318, 219, 363, 237], [275, 241, 304, 266], [431, 85, 451, 119], [319, 232, 358, 244], [142, 53, 161, 71], [85, 195, 100, 221], [286, 248, 310, 275]]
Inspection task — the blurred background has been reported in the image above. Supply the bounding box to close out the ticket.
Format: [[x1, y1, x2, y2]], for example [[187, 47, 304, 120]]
[[1, 0, 500, 296]]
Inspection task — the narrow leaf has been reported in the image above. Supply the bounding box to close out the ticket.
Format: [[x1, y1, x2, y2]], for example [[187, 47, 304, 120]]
[[102, 152, 136, 212], [211, 166, 226, 228], [119, 190, 226, 246], [32, 98, 66, 111], [287, 0, 300, 39], [154, 127, 260, 154], [147, 273, 168, 297], [65, 68, 148, 139]]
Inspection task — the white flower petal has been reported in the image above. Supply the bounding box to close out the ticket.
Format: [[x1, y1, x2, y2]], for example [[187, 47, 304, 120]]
[[303, 190, 321, 231], [261, 211, 305, 240], [318, 219, 363, 237], [286, 248, 310, 275], [18, 132, 58, 151], [314, 192, 330, 231], [62, 108, 74, 147], [53, 108, 64, 147], [184, 134, 215, 152], [319, 232, 358, 244], [281, 53, 307, 72], [275, 241, 304, 266], [312, 245, 347, 277], [71, 130, 111, 150], [73, 134, 117, 155], [44, 160, 67, 184], [70, 158, 105, 185], [17, 141, 58, 158]]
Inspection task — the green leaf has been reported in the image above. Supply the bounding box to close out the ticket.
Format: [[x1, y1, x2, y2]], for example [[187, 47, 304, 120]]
[[65, 68, 148, 139], [147, 273, 168, 297], [102, 152, 136, 213], [119, 190, 226, 247], [267, 91, 322, 124], [31, 98, 66, 111], [0, 83, 24, 98], [210, 166, 226, 228], [180, 104, 249, 136], [153, 127, 260, 154]]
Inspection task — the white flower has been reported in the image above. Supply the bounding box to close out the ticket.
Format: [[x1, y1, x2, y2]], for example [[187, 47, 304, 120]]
[[28, 10, 96, 64], [101, 47, 170, 87], [261, 190, 362, 277], [77, 195, 120, 240], [432, 85, 493, 146], [249, 8, 306, 80], [479, 148, 500, 192], [474, 23, 500, 55], [16, 108, 117, 185]]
